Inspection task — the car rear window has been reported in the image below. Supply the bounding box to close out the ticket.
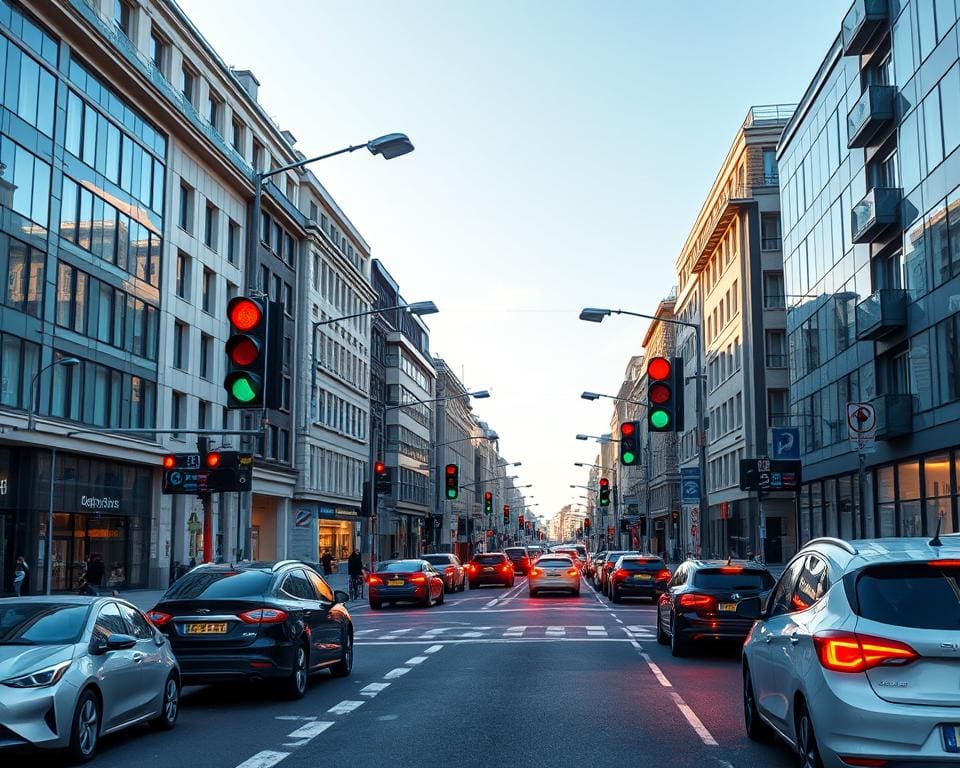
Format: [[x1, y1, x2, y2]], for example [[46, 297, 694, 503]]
[[619, 559, 666, 571], [854, 563, 960, 629], [380, 561, 422, 572], [0, 603, 90, 645], [504, 549, 527, 557], [475, 555, 505, 564], [421, 555, 452, 565], [164, 570, 273, 599], [692, 568, 774, 590], [538, 558, 573, 568]]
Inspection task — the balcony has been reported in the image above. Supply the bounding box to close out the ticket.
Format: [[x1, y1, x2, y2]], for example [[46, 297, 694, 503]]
[[872, 394, 913, 439], [856, 289, 908, 340], [851, 187, 900, 243], [842, 0, 889, 56], [847, 85, 896, 148]]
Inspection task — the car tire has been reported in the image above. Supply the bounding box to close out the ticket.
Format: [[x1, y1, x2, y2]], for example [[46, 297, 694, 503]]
[[370, 599, 382, 610], [611, 587, 622, 603], [437, 587, 445, 605], [149, 673, 180, 731], [282, 640, 309, 699], [469, 581, 478, 590], [670, 618, 688, 658], [796, 700, 824, 768], [574, 588, 581, 597], [422, 589, 433, 608], [656, 614, 669, 645], [529, 589, 537, 598], [330, 626, 353, 678], [743, 665, 770, 741], [458, 579, 465, 592], [67, 688, 101, 763]]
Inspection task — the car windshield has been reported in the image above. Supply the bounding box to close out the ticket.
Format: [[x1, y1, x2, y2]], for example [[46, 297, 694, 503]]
[[504, 550, 527, 557], [475, 555, 505, 565], [0, 603, 90, 645], [379, 561, 423, 572], [692, 569, 774, 590], [538, 558, 573, 568], [605, 552, 631, 562], [164, 570, 273, 599], [854, 563, 960, 629], [421, 555, 453, 566], [619, 559, 666, 571]]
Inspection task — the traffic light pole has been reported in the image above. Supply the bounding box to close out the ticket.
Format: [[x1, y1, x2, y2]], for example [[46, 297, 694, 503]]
[[197, 436, 214, 564]]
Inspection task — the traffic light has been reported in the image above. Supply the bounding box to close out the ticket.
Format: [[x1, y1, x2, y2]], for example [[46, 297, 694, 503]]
[[224, 297, 283, 409], [584, 517, 591, 533], [374, 461, 392, 494], [599, 477, 610, 507], [518, 514, 524, 528], [503, 505, 510, 524], [484, 491, 493, 514], [445, 464, 459, 500], [647, 356, 684, 432], [620, 421, 641, 465]]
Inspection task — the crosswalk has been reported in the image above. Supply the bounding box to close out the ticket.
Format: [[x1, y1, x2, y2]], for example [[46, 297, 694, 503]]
[[354, 624, 657, 642]]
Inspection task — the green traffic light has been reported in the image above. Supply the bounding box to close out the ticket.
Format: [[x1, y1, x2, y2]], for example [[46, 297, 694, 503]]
[[622, 451, 636, 464], [446, 489, 458, 499], [230, 377, 259, 403], [599, 498, 609, 506], [650, 409, 671, 430]]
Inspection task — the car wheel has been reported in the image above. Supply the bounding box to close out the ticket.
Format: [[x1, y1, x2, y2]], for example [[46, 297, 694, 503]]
[[437, 586, 445, 605], [611, 586, 622, 603], [422, 589, 433, 608], [149, 673, 180, 730], [670, 618, 688, 658], [509, 578, 515, 587], [282, 641, 309, 699], [743, 665, 770, 741], [458, 578, 465, 592], [67, 689, 101, 763], [529, 589, 537, 598], [656, 613, 669, 645], [369, 598, 382, 610], [469, 581, 478, 590], [796, 700, 824, 768], [330, 626, 353, 678], [574, 588, 581, 597]]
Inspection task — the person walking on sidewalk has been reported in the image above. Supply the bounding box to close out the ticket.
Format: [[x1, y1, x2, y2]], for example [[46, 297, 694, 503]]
[[321, 549, 333, 575], [13, 556, 28, 597]]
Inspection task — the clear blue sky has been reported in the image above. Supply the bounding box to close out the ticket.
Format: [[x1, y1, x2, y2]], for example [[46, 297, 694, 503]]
[[179, 0, 849, 523]]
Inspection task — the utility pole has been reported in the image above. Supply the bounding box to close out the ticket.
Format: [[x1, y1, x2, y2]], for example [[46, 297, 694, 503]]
[[197, 436, 212, 563]]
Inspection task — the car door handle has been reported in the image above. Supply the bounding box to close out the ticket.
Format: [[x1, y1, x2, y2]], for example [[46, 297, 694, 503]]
[[132, 652, 144, 663], [764, 635, 773, 644]]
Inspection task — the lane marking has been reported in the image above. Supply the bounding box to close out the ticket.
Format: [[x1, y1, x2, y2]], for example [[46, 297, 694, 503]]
[[234, 751, 289, 768], [360, 682, 390, 696], [482, 599, 499, 609], [424, 644, 444, 654], [379, 628, 413, 638], [384, 667, 412, 678], [327, 700, 365, 715], [274, 715, 316, 721], [357, 637, 640, 645], [286, 720, 334, 739], [405, 656, 429, 665], [639, 652, 672, 688], [504, 625, 526, 636], [420, 627, 452, 637], [670, 691, 718, 746], [281, 740, 310, 748], [545, 626, 566, 636]]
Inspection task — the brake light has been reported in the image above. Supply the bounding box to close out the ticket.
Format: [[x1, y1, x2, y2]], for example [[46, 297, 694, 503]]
[[839, 758, 889, 767], [929, 560, 960, 567], [500, 564, 511, 573], [465, 564, 476, 573], [408, 574, 427, 584], [567, 569, 579, 577], [655, 569, 671, 582], [718, 566, 744, 573], [238, 608, 288, 624], [813, 631, 918, 673], [367, 575, 383, 586], [678, 593, 716, 611], [612, 568, 628, 582], [530, 568, 542, 577], [146, 610, 173, 627], [445, 567, 455, 575]]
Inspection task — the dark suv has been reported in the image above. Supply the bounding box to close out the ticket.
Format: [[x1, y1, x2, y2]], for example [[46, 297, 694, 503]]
[[608, 555, 670, 603], [466, 553, 515, 588], [503, 546, 532, 575], [147, 561, 353, 698]]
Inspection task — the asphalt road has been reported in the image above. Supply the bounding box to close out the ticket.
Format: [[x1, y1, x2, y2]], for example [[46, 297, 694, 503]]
[[44, 575, 795, 768]]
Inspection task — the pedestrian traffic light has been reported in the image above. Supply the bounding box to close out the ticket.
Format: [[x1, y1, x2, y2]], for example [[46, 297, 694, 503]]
[[620, 421, 641, 465], [599, 477, 610, 507], [484, 491, 493, 514], [647, 356, 684, 432], [503, 505, 510, 524], [445, 464, 459, 500], [374, 461, 392, 493], [224, 297, 284, 409]]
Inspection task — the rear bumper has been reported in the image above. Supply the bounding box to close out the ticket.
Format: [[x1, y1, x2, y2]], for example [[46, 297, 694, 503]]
[[174, 646, 295, 684], [369, 586, 426, 602], [676, 614, 754, 642], [470, 575, 512, 585], [611, 580, 664, 597], [529, 578, 579, 591]]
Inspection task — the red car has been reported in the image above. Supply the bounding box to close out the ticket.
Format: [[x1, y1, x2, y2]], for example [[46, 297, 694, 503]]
[[465, 553, 515, 588], [367, 559, 445, 609]]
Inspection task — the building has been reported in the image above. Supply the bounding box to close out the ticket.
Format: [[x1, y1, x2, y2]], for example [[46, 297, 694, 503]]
[[778, 0, 960, 541], [673, 105, 796, 563]]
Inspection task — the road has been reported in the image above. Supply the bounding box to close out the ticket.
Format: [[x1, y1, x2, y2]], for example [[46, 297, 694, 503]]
[[57, 575, 794, 768]]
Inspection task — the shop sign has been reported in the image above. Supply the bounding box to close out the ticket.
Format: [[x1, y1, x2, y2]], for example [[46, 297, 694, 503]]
[[317, 505, 337, 519], [294, 509, 312, 527], [81, 495, 120, 511], [335, 507, 358, 518]]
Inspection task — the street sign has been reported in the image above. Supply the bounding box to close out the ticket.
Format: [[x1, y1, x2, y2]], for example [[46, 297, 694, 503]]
[[680, 467, 700, 504], [294, 508, 312, 527], [162, 452, 253, 495], [187, 511, 201, 534], [739, 459, 802, 491], [847, 402, 877, 450], [689, 506, 700, 523], [771, 427, 801, 460], [690, 523, 698, 537], [758, 455, 771, 472]]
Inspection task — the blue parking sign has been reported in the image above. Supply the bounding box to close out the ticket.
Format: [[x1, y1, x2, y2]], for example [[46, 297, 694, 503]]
[[771, 427, 800, 460]]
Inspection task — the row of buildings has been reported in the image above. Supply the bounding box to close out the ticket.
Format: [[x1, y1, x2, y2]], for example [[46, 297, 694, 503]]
[[0, 0, 530, 593], [584, 0, 960, 563]]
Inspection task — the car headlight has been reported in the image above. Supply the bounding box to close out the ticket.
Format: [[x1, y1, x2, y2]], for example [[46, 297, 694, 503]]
[[2, 660, 72, 688]]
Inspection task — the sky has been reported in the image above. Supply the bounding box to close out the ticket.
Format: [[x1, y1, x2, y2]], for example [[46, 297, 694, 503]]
[[178, 0, 849, 523]]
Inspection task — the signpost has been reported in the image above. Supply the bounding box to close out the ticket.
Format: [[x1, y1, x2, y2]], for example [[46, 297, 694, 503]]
[[741, 456, 802, 564], [848, 402, 877, 526]]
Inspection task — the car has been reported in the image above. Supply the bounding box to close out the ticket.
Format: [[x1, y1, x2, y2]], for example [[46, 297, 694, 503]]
[[0, 596, 180, 762], [147, 560, 353, 698], [420, 553, 466, 593], [528, 555, 581, 597], [367, 559, 445, 609], [551, 548, 584, 571], [589, 552, 607, 585], [597, 550, 640, 593], [503, 546, 533, 575], [607, 555, 670, 603], [740, 537, 960, 768], [656, 558, 774, 657], [465, 553, 515, 588]]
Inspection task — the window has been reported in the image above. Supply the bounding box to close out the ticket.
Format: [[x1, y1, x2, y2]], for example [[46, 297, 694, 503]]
[[5, 237, 45, 317], [765, 330, 787, 368], [204, 203, 218, 250], [180, 65, 195, 104], [171, 390, 184, 437], [763, 271, 785, 308], [761, 214, 781, 250], [231, 117, 244, 152], [113, 0, 133, 37], [173, 322, 187, 370], [149, 29, 167, 73], [207, 89, 222, 132], [178, 183, 193, 232], [202, 268, 215, 313], [175, 251, 190, 299], [227, 219, 240, 265], [200, 334, 213, 380], [937, 313, 960, 403], [762, 147, 778, 184], [252, 137, 265, 172], [768, 389, 789, 426]]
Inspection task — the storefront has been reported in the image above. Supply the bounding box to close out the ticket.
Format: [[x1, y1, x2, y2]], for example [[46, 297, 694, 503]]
[[317, 504, 359, 562]]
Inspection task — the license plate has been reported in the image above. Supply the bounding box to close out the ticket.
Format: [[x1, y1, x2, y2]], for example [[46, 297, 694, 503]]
[[719, 602, 737, 612], [484, 567, 494, 572], [942, 725, 960, 753], [633, 574, 652, 581], [185, 622, 227, 635], [388, 579, 404, 586]]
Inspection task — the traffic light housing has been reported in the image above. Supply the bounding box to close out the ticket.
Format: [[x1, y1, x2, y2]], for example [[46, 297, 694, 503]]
[[445, 464, 459, 500], [599, 477, 610, 507], [518, 514, 524, 528], [484, 491, 493, 514], [620, 421, 641, 466], [584, 517, 591, 533], [374, 461, 392, 494], [647, 356, 684, 432], [503, 505, 510, 524], [224, 297, 284, 409]]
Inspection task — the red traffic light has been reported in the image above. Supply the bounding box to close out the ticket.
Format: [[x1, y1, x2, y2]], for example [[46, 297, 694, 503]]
[[484, 491, 493, 502], [519, 515, 524, 526], [375, 461, 386, 476], [206, 452, 221, 468], [226, 335, 259, 366], [228, 298, 263, 332], [599, 478, 610, 489], [162, 455, 176, 469], [621, 421, 636, 436], [648, 356, 672, 381], [446, 464, 457, 476], [584, 518, 591, 528], [650, 382, 671, 404]]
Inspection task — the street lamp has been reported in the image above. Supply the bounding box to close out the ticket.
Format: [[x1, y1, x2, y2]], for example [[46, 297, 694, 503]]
[[575, 433, 618, 443], [574, 462, 615, 470], [581, 391, 646, 407], [28, 356, 81, 595], [386, 389, 490, 412]]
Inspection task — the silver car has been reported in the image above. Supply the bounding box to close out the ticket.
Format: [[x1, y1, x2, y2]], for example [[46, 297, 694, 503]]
[[528, 555, 581, 597], [742, 536, 960, 767], [0, 596, 180, 762]]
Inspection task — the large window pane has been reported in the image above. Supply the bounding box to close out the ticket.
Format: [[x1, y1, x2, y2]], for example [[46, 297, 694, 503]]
[[925, 454, 951, 497], [937, 314, 960, 403], [899, 460, 921, 500], [941, 65, 960, 157], [55, 263, 71, 327], [16, 51, 38, 127], [924, 88, 945, 170], [901, 500, 923, 536], [0, 334, 21, 407], [6, 238, 25, 308]]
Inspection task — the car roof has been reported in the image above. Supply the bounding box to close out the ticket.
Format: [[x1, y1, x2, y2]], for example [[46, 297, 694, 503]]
[[681, 558, 768, 570], [801, 536, 960, 572]]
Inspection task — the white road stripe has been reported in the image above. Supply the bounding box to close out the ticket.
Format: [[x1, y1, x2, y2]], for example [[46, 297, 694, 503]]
[[234, 751, 289, 768], [504, 625, 526, 636], [281, 740, 310, 748], [274, 715, 316, 721], [286, 721, 334, 739], [545, 626, 566, 636], [640, 652, 672, 688], [458, 631, 484, 637], [360, 682, 390, 696], [483, 599, 499, 609], [420, 627, 451, 637], [670, 692, 718, 746], [354, 629, 376, 635], [356, 637, 638, 645], [405, 656, 428, 665], [327, 700, 365, 715], [424, 645, 444, 654], [380, 628, 413, 638], [384, 667, 412, 679]]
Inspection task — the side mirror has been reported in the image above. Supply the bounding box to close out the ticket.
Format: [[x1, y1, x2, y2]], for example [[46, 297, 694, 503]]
[[92, 633, 137, 654], [334, 590, 350, 604], [737, 596, 763, 620]]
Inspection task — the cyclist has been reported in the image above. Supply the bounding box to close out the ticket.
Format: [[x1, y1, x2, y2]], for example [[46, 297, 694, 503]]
[[347, 548, 365, 600]]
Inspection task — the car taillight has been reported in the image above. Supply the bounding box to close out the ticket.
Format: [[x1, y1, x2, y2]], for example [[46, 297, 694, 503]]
[[719, 566, 744, 573], [367, 575, 383, 586], [146, 610, 173, 626], [655, 569, 670, 581], [408, 574, 427, 584], [839, 757, 889, 767], [445, 567, 455, 575], [500, 564, 511, 573], [465, 564, 475, 573], [928, 559, 960, 567], [567, 569, 579, 577], [530, 568, 542, 577], [813, 631, 918, 673], [612, 568, 628, 581], [238, 608, 288, 624], [678, 593, 716, 611]]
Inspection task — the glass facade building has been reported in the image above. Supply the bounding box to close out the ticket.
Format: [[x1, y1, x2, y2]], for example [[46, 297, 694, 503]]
[[779, 0, 960, 543]]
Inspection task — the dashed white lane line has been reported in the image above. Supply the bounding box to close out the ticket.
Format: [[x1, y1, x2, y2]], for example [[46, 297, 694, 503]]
[[424, 644, 444, 654], [671, 692, 718, 746], [234, 751, 289, 768], [483, 599, 499, 609], [384, 667, 412, 679], [545, 626, 565, 636], [419, 627, 451, 637], [379, 628, 413, 638], [504, 625, 526, 636], [286, 720, 334, 739], [327, 700, 365, 715], [360, 682, 390, 696], [405, 656, 428, 665], [640, 652, 672, 688]]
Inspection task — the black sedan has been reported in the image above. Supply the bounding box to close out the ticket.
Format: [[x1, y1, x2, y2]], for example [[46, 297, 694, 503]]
[[607, 556, 670, 602], [146, 561, 353, 698], [420, 553, 466, 593], [656, 559, 774, 656], [367, 559, 445, 609]]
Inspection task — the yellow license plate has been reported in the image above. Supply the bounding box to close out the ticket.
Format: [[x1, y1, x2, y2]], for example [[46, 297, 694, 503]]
[[634, 574, 652, 580], [719, 602, 737, 612], [185, 622, 227, 634], [483, 567, 494, 572], [388, 579, 404, 586]]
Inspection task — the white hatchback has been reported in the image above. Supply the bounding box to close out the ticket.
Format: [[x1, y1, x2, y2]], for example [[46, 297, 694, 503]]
[[741, 536, 960, 767], [528, 556, 581, 597]]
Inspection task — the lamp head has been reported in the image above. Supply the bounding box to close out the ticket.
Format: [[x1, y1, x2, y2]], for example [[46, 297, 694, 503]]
[[575, 434, 589, 441], [581, 391, 601, 401], [406, 300, 438, 316], [60, 357, 81, 366], [366, 133, 414, 160], [470, 390, 491, 399], [579, 307, 611, 323]]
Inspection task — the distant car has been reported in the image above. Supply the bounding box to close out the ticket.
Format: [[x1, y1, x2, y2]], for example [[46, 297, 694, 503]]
[[608, 556, 671, 603], [528, 555, 581, 597], [503, 546, 533, 575], [657, 559, 774, 656], [0, 596, 180, 762], [588, 552, 606, 584], [597, 550, 640, 592], [420, 553, 466, 593], [551, 548, 584, 571], [466, 553, 515, 588], [148, 561, 353, 698], [367, 559, 445, 609]]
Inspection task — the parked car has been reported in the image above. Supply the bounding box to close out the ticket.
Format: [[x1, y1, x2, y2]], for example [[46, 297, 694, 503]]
[[367, 559, 445, 609], [656, 558, 774, 656], [503, 546, 533, 575], [147, 561, 353, 699], [528, 555, 581, 597], [741, 537, 960, 768], [0, 596, 180, 762], [465, 553, 515, 588], [608, 556, 671, 603], [420, 553, 466, 593]]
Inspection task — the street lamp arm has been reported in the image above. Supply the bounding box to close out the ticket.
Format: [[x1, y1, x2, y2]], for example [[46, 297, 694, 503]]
[[261, 144, 365, 182]]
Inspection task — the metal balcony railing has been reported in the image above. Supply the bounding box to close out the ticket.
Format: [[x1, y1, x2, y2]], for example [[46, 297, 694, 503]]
[[842, 0, 889, 57], [765, 354, 789, 368], [848, 85, 896, 149], [852, 187, 901, 244], [762, 236, 783, 250], [856, 288, 908, 340]]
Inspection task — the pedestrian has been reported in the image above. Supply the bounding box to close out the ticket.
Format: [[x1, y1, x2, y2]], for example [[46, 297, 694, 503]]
[[321, 549, 333, 575], [84, 553, 105, 596], [13, 556, 28, 597]]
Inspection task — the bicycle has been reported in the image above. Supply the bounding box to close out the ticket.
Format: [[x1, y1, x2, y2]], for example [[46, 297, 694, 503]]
[[349, 573, 364, 601]]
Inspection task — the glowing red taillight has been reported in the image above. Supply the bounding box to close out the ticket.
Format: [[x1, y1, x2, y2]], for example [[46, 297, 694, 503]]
[[530, 567, 543, 577], [408, 574, 427, 584], [445, 567, 455, 574], [146, 610, 173, 627], [718, 566, 744, 573], [500, 564, 511, 573], [367, 575, 383, 586], [839, 757, 889, 767], [813, 631, 918, 673], [238, 608, 288, 624], [929, 560, 960, 568], [612, 568, 628, 582], [678, 593, 716, 611], [567, 569, 579, 577], [655, 569, 671, 581]]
